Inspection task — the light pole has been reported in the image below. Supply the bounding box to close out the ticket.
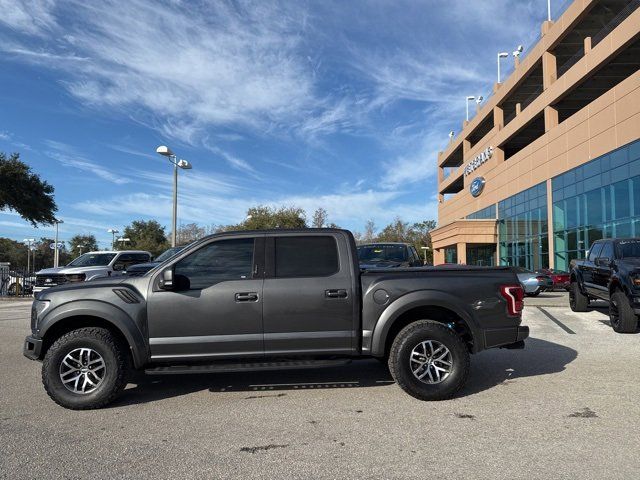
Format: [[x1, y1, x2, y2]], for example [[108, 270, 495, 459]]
[[497, 52, 509, 83], [53, 219, 64, 268], [465, 96, 475, 121], [547, 0, 552, 21], [75, 244, 88, 255], [421, 246, 431, 265], [156, 145, 193, 247], [107, 229, 119, 250], [23, 238, 35, 273], [116, 237, 131, 248]]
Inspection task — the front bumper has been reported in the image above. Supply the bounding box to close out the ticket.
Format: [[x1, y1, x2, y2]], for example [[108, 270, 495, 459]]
[[23, 335, 43, 360]]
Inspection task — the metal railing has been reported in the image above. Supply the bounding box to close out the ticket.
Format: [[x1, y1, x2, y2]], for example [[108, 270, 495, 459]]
[[0, 267, 36, 297]]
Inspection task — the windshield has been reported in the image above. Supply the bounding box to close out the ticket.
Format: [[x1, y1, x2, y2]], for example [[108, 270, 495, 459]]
[[618, 240, 640, 258], [67, 253, 117, 267], [155, 246, 185, 262], [357, 244, 408, 263]]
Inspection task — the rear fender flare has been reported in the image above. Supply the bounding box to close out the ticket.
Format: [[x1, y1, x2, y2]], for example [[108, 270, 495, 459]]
[[370, 290, 479, 356]]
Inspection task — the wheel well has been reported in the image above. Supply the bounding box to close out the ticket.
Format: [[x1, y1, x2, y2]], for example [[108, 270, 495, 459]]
[[383, 306, 473, 356], [41, 315, 131, 360]]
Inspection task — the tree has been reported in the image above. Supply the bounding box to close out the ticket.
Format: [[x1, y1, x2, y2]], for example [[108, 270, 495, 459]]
[[377, 217, 410, 243], [68, 234, 99, 258], [177, 223, 207, 245], [123, 220, 169, 256], [312, 207, 328, 228], [32, 237, 71, 270], [0, 152, 57, 226], [363, 220, 376, 243], [374, 217, 437, 264], [0, 238, 27, 267]]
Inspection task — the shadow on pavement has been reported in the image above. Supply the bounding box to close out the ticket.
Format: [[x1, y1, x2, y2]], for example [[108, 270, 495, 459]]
[[112, 337, 577, 407]]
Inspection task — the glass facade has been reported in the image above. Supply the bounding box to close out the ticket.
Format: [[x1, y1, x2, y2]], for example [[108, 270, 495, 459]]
[[552, 139, 640, 271], [444, 246, 458, 264], [466, 204, 496, 219], [498, 182, 549, 269], [466, 244, 496, 266]]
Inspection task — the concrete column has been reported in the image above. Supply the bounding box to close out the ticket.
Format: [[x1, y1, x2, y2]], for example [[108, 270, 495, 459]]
[[584, 36, 592, 54], [546, 179, 555, 269], [438, 166, 444, 183], [463, 139, 471, 155], [544, 105, 559, 132], [457, 242, 467, 265], [542, 51, 557, 89], [494, 106, 504, 130], [493, 147, 505, 163], [515, 103, 522, 116], [433, 249, 444, 266]]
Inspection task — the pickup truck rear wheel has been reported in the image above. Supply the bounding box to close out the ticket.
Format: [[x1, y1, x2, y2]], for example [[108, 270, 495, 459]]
[[42, 327, 129, 410], [388, 320, 469, 401], [610, 291, 638, 333], [569, 282, 588, 312]]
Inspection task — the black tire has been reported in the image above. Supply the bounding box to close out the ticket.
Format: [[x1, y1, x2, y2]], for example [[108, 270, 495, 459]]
[[527, 288, 541, 297], [569, 281, 588, 312], [388, 320, 469, 401], [42, 327, 129, 410], [610, 291, 638, 333], [8, 283, 16, 295]]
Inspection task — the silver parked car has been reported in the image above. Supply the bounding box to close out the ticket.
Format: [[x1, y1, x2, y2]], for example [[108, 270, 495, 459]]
[[33, 250, 152, 295], [513, 267, 553, 297]]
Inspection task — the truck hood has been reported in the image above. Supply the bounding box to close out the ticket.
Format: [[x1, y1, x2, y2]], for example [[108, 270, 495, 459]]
[[36, 276, 129, 298], [619, 258, 640, 270], [36, 266, 111, 275]]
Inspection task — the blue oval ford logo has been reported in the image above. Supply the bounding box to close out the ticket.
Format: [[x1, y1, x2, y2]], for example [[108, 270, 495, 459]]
[[470, 177, 485, 197]]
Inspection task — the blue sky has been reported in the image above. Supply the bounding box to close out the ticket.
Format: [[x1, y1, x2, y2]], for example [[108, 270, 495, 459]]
[[0, 0, 556, 248]]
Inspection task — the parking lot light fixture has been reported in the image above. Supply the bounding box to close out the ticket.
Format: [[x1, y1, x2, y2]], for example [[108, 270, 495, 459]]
[[465, 96, 475, 121], [497, 52, 509, 83], [53, 220, 64, 268], [107, 229, 119, 250], [23, 238, 35, 273], [156, 145, 193, 248]]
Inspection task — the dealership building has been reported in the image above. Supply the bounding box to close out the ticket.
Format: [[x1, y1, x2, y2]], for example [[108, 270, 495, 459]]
[[431, 0, 640, 271]]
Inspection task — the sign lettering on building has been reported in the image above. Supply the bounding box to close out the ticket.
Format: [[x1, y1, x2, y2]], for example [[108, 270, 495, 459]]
[[464, 146, 493, 176]]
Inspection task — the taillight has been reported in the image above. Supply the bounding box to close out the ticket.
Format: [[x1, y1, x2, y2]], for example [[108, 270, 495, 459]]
[[500, 285, 524, 317]]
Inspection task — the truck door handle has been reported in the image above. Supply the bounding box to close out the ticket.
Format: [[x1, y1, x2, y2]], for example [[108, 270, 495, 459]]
[[325, 289, 348, 299], [235, 292, 258, 302]]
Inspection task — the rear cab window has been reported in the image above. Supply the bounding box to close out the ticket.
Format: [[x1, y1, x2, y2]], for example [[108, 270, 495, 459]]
[[274, 236, 339, 278], [588, 242, 603, 262]]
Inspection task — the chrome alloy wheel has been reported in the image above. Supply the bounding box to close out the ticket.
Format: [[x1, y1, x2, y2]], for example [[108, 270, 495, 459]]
[[59, 348, 106, 394], [409, 340, 453, 384]]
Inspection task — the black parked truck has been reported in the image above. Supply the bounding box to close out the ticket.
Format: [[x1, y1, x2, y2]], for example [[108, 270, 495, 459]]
[[24, 229, 529, 409], [570, 238, 640, 333]]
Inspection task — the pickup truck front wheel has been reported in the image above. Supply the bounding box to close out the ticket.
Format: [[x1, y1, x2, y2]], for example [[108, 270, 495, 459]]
[[610, 291, 638, 333], [42, 327, 129, 410], [388, 320, 469, 401], [569, 282, 589, 312]]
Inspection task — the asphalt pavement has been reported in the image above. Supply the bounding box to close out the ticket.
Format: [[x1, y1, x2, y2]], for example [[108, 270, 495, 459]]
[[1, 293, 639, 479]]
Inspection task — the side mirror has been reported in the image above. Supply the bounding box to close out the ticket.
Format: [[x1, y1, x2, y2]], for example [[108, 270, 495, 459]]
[[158, 268, 174, 290], [112, 263, 125, 272], [595, 257, 611, 267]]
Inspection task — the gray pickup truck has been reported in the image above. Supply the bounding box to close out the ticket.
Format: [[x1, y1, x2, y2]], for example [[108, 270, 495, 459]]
[[24, 229, 528, 410]]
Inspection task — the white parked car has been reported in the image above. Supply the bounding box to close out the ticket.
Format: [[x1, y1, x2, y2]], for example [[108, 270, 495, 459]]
[[33, 251, 152, 295]]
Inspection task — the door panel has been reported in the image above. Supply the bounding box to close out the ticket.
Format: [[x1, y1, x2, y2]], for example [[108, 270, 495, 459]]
[[146, 236, 264, 360], [262, 235, 356, 355]]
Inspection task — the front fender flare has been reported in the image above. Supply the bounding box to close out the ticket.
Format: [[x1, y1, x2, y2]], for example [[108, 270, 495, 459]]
[[38, 300, 148, 368], [370, 290, 479, 356]]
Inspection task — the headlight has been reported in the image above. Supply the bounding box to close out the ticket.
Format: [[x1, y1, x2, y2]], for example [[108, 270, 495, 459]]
[[631, 274, 640, 288], [66, 273, 86, 282], [31, 300, 50, 329]]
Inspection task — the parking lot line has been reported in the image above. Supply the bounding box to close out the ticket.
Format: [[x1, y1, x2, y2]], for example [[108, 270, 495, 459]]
[[537, 307, 576, 334]]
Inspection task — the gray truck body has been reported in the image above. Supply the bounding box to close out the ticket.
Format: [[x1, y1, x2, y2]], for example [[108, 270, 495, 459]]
[[24, 229, 528, 371]]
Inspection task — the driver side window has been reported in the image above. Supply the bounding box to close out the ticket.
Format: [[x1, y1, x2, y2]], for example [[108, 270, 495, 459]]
[[174, 238, 255, 290]]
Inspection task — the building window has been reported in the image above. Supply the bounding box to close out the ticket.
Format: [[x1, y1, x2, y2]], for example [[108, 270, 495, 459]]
[[466, 204, 496, 220], [466, 244, 496, 266], [552, 139, 640, 271], [498, 182, 548, 269], [443, 246, 458, 264]]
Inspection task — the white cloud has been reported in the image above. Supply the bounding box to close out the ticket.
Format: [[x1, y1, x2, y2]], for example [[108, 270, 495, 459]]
[[0, 131, 10, 140], [0, 0, 56, 36], [44, 140, 132, 185]]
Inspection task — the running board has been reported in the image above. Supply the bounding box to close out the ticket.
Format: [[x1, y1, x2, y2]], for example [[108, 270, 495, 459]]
[[145, 358, 352, 375]]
